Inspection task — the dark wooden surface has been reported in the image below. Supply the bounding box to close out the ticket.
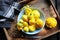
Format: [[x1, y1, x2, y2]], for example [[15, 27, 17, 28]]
[[42, 33, 58, 40], [58, 32, 60, 40], [0, 28, 7, 40], [3, 0, 60, 40]]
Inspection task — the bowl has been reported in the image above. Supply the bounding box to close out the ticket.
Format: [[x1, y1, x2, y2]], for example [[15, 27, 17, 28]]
[[17, 7, 46, 35]]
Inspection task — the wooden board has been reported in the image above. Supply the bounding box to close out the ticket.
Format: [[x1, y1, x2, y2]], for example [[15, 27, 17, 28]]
[[3, 0, 60, 40]]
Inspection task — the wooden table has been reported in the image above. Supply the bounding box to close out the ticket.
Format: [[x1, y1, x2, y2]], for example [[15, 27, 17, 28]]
[[3, 28, 60, 40], [3, 0, 60, 40]]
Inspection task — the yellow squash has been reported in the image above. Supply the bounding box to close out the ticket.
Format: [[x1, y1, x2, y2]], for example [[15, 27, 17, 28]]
[[29, 25, 36, 32], [46, 17, 57, 28]]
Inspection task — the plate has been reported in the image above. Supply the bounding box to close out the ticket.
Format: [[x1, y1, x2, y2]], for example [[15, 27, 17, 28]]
[[17, 7, 46, 35]]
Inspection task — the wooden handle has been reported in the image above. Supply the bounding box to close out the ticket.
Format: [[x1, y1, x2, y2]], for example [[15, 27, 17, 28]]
[[3, 28, 12, 40]]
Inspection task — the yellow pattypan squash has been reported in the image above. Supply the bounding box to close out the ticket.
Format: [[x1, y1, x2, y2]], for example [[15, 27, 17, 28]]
[[46, 17, 57, 28]]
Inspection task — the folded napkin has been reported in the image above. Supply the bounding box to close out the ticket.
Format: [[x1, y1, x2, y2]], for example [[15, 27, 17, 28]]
[[0, 0, 24, 28]]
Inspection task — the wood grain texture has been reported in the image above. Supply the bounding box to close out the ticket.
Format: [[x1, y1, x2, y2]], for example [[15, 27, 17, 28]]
[[3, 0, 60, 40]]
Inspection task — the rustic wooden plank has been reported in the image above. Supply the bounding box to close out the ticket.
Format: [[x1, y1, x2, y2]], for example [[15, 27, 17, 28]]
[[50, 0, 60, 18], [3, 28, 60, 40]]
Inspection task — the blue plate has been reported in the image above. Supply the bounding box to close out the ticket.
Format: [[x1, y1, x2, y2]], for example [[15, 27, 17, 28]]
[[17, 8, 46, 35]]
